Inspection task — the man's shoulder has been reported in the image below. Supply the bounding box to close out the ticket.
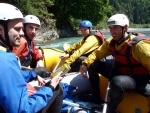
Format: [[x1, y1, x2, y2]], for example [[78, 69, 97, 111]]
[[0, 46, 7, 52], [87, 35, 99, 40], [0, 50, 16, 60]]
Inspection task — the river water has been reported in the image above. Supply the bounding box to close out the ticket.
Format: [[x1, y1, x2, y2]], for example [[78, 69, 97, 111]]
[[37, 28, 150, 50]]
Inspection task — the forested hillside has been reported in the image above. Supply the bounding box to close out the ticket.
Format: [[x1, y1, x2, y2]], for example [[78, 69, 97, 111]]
[[5, 0, 150, 26], [109, 0, 150, 24], [2, 0, 150, 37]]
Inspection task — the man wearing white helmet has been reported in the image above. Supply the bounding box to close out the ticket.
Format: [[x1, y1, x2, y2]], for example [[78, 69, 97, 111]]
[[13, 15, 43, 68], [0, 3, 63, 113], [81, 14, 150, 113]]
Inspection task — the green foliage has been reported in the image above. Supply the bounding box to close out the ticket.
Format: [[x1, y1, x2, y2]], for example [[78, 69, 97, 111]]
[[130, 23, 150, 28], [109, 0, 150, 24], [8, 0, 150, 29], [9, 0, 54, 22], [53, 0, 111, 29]]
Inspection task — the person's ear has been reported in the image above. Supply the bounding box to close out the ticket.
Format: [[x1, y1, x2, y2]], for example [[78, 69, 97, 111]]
[[89, 28, 92, 32], [124, 25, 128, 32]]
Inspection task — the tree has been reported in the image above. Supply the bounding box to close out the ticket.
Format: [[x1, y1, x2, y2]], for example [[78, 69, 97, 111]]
[[8, 0, 112, 37], [109, 0, 150, 24], [52, 0, 111, 28], [48, 0, 111, 37], [9, 0, 54, 22]]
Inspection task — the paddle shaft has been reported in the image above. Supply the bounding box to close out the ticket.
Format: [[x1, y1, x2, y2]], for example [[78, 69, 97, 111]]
[[102, 81, 110, 113], [21, 66, 51, 76], [52, 58, 62, 72], [63, 100, 101, 113], [102, 56, 114, 113], [21, 66, 32, 70], [21, 58, 62, 72]]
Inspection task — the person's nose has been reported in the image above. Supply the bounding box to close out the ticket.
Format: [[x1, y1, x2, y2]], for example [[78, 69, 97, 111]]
[[19, 28, 24, 37], [31, 28, 36, 33]]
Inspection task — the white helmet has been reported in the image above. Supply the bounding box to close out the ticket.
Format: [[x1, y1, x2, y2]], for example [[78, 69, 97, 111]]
[[107, 14, 129, 27], [0, 3, 23, 21], [23, 15, 40, 26]]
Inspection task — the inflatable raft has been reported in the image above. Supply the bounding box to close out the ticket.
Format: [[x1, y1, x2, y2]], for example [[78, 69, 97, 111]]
[[36, 47, 150, 113], [38, 47, 67, 72]]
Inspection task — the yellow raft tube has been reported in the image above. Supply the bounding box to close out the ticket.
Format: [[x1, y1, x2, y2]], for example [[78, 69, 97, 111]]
[[38, 47, 67, 72], [38, 47, 150, 113]]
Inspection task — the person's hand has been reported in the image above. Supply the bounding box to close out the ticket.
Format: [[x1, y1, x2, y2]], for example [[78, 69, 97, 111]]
[[80, 65, 88, 78], [33, 67, 50, 78], [60, 52, 67, 59], [50, 63, 71, 78], [50, 71, 64, 89], [37, 75, 46, 86], [37, 59, 44, 67]]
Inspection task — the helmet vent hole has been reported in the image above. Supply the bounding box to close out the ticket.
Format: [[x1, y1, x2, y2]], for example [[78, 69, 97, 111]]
[[15, 8, 19, 11]]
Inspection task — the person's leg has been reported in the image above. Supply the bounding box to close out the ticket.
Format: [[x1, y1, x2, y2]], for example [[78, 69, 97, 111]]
[[38, 83, 63, 113], [47, 84, 63, 113], [107, 75, 136, 113], [30, 58, 37, 68], [71, 56, 87, 72], [87, 59, 109, 102]]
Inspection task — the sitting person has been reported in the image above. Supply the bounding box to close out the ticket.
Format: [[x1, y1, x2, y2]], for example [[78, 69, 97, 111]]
[[60, 20, 105, 72], [0, 3, 63, 113], [13, 15, 43, 68], [81, 14, 150, 113]]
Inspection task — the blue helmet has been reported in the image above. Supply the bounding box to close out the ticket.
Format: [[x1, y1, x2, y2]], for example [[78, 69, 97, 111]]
[[79, 20, 93, 28]]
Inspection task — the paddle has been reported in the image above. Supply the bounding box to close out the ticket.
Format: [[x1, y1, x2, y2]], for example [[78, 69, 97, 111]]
[[63, 100, 102, 113], [63, 43, 70, 51], [21, 66, 51, 78], [102, 56, 114, 113], [22, 63, 98, 112], [52, 58, 62, 72], [102, 82, 110, 113], [21, 66, 32, 70]]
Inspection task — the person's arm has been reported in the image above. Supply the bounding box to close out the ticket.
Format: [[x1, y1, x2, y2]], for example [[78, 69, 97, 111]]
[[22, 70, 46, 86], [0, 53, 62, 113], [65, 35, 100, 65], [60, 40, 83, 60], [22, 67, 50, 83], [21, 70, 37, 82], [132, 40, 150, 71], [83, 38, 111, 67], [65, 40, 82, 54]]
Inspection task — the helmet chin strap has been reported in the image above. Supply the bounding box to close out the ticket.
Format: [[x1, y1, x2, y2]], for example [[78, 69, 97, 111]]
[[0, 21, 12, 51], [0, 35, 8, 47], [117, 27, 125, 43], [24, 29, 31, 42], [24, 24, 31, 41]]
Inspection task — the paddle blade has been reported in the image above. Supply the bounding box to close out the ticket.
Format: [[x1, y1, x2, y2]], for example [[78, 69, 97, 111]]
[[63, 43, 70, 51]]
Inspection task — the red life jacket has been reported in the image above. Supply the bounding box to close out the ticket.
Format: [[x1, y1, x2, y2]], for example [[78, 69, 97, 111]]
[[27, 83, 37, 96], [110, 33, 149, 76], [92, 30, 105, 44]]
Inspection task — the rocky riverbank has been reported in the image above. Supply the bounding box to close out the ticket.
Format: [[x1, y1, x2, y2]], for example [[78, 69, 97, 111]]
[[34, 19, 79, 44], [34, 27, 78, 44], [34, 24, 150, 44], [34, 24, 59, 44]]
